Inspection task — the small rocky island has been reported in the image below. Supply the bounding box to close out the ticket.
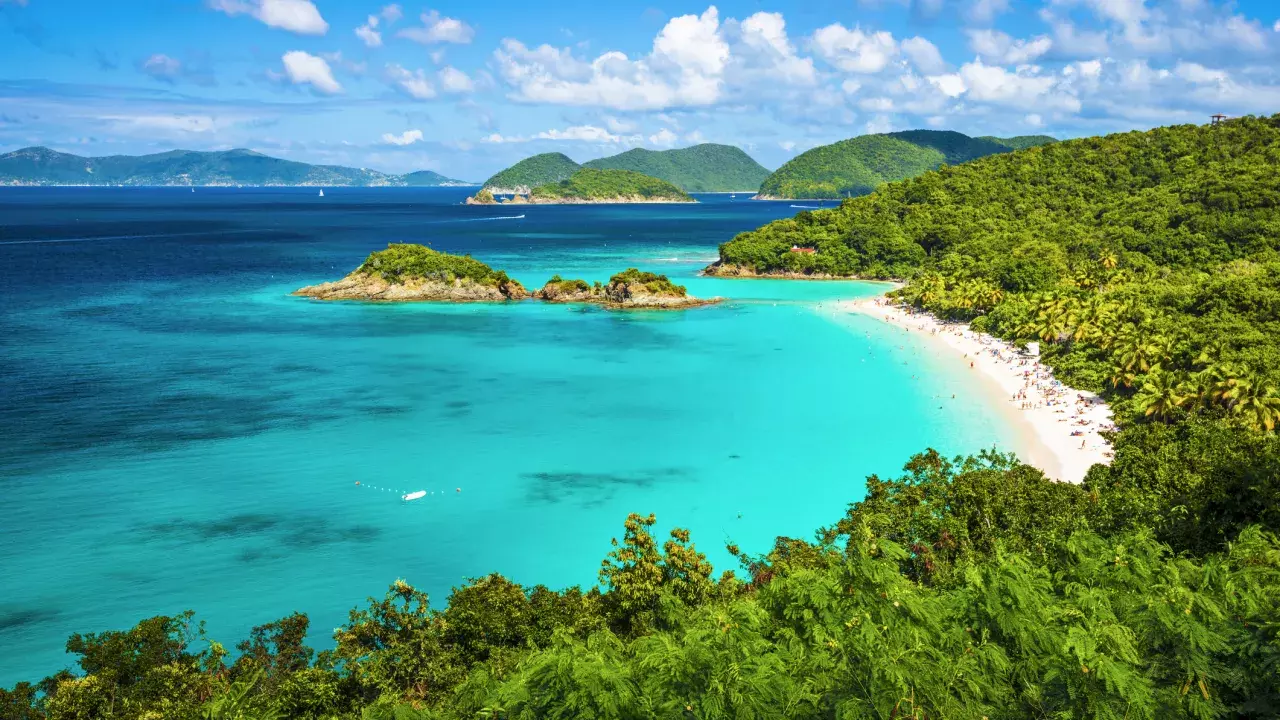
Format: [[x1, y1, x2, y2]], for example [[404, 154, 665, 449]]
[[294, 245, 717, 309], [536, 269, 720, 309], [294, 243, 529, 302], [467, 168, 695, 205]]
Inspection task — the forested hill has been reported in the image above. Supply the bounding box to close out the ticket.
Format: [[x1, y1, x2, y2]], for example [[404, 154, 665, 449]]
[[480, 152, 581, 192], [399, 170, 475, 187], [756, 129, 1049, 199], [582, 143, 770, 192], [979, 134, 1058, 150], [0, 146, 470, 187]]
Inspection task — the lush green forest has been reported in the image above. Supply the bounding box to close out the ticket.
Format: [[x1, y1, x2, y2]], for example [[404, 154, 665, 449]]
[[356, 244, 514, 287], [0, 147, 468, 187], [756, 130, 1041, 199], [979, 135, 1058, 151], [582, 144, 770, 192], [480, 153, 581, 192], [399, 170, 475, 187], [8, 119, 1280, 718], [529, 168, 693, 202]]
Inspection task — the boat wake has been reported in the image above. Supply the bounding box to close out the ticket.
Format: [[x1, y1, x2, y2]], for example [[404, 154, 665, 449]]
[[790, 204, 820, 209]]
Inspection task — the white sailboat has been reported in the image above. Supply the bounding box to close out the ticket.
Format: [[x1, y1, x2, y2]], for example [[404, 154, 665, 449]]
[[318, 189, 325, 197]]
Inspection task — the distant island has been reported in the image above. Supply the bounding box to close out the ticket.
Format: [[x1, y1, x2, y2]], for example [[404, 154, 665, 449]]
[[754, 130, 1056, 200], [478, 144, 770, 195], [536, 269, 719, 308], [294, 244, 528, 302], [0, 146, 474, 187], [467, 168, 694, 205], [295, 244, 715, 308]]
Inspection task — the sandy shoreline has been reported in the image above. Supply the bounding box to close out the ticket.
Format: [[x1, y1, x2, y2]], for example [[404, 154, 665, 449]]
[[835, 296, 1114, 484]]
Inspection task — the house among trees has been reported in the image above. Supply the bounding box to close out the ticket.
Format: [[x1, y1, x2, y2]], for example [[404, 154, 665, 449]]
[[790, 245, 816, 254]]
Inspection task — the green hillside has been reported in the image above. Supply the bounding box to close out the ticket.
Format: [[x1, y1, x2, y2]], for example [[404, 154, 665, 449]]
[[0, 146, 417, 186], [398, 170, 473, 186], [529, 168, 693, 202], [583, 143, 770, 192], [757, 130, 1021, 199], [980, 134, 1059, 150], [480, 152, 580, 192]]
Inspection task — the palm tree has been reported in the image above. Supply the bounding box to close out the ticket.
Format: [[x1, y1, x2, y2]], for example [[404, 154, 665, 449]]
[[1230, 381, 1280, 433], [1133, 368, 1190, 422], [1099, 249, 1118, 270], [1112, 329, 1166, 375]]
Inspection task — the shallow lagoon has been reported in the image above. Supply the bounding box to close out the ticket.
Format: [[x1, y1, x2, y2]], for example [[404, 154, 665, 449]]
[[0, 188, 1014, 683]]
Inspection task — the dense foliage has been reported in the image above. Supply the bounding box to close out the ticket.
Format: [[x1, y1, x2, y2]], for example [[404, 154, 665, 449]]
[[583, 144, 770, 193], [5, 448, 1280, 719], [529, 169, 693, 202], [356, 244, 514, 287], [755, 130, 1015, 199], [481, 153, 581, 192], [978, 135, 1058, 151], [0, 147, 463, 187], [608, 268, 687, 296]]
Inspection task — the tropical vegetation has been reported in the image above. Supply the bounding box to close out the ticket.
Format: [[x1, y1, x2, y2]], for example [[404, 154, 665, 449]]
[[356, 243, 515, 288], [978, 135, 1058, 151], [608, 268, 687, 296], [480, 153, 581, 192], [583, 144, 770, 192], [755, 130, 1052, 199], [529, 169, 693, 202], [0, 146, 468, 187]]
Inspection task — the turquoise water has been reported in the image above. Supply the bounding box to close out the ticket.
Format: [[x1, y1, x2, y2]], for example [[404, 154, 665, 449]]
[[0, 188, 1014, 683]]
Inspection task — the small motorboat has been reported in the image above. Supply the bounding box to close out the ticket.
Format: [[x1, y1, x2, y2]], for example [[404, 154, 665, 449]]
[[402, 490, 426, 501]]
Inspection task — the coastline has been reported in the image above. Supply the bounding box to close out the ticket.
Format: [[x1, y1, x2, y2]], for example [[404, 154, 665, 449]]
[[834, 296, 1114, 484]]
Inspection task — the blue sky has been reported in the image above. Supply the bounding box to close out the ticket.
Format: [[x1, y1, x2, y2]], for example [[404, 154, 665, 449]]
[[2, 0, 1278, 180]]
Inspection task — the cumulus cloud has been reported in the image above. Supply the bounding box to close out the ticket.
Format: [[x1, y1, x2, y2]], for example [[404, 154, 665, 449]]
[[967, 0, 1011, 24], [968, 30, 1052, 64], [386, 63, 435, 99], [208, 0, 328, 35], [140, 54, 182, 83], [355, 15, 382, 47], [534, 125, 629, 143], [481, 133, 527, 143], [101, 114, 226, 134], [280, 50, 341, 94], [398, 10, 474, 45], [381, 4, 403, 23], [648, 128, 678, 146], [811, 24, 897, 73], [382, 129, 424, 145], [438, 66, 474, 93], [494, 6, 819, 112], [901, 37, 945, 74]]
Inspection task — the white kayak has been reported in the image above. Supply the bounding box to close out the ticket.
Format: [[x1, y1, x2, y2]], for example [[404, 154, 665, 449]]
[[402, 490, 427, 501]]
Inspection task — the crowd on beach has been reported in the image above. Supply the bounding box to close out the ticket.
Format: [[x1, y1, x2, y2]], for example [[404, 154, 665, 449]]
[[854, 297, 1116, 479]]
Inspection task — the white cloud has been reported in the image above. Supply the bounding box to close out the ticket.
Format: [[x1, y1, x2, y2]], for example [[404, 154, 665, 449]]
[[101, 114, 225, 133], [280, 51, 341, 94], [1174, 61, 1228, 85], [779, 140, 796, 152], [481, 133, 527, 143], [141, 54, 182, 82], [438, 66, 474, 93], [901, 36, 945, 74], [811, 24, 898, 73], [208, 0, 328, 35], [381, 4, 403, 23], [382, 129, 424, 145], [684, 129, 706, 144], [967, 0, 1011, 24], [967, 29, 1052, 64], [386, 63, 435, 99], [1025, 113, 1044, 126], [355, 15, 381, 47], [604, 116, 637, 133], [494, 7, 727, 111], [398, 10, 474, 45], [535, 125, 627, 143], [648, 128, 678, 147], [1274, 19, 1280, 32], [957, 59, 1081, 112], [730, 11, 816, 84], [927, 73, 966, 98]]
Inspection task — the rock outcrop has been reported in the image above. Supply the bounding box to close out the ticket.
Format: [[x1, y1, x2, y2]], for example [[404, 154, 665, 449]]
[[294, 272, 528, 302]]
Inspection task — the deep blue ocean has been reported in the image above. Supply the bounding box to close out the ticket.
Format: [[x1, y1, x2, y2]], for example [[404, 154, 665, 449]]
[[0, 187, 1016, 684]]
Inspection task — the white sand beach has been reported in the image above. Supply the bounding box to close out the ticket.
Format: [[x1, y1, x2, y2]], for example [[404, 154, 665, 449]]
[[836, 296, 1114, 484]]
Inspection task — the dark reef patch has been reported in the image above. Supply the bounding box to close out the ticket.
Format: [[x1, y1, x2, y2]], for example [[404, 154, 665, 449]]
[[523, 467, 691, 505], [137, 514, 383, 550], [0, 607, 61, 634]]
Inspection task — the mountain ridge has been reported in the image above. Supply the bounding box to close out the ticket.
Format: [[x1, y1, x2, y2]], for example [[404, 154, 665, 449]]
[[0, 146, 474, 187]]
